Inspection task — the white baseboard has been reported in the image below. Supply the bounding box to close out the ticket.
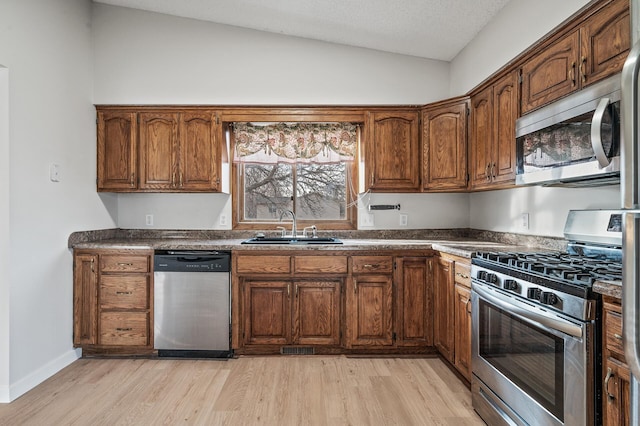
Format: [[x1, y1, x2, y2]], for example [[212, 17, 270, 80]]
[[7, 348, 80, 402], [0, 385, 9, 403]]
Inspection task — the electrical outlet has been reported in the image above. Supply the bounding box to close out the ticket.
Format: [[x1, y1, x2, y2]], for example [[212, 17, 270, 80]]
[[361, 213, 374, 227], [521, 213, 529, 230], [49, 163, 60, 182], [219, 214, 227, 226], [399, 214, 408, 226], [145, 214, 153, 226]]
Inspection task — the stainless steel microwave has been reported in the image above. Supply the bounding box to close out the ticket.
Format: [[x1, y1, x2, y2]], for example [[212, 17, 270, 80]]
[[516, 74, 621, 186]]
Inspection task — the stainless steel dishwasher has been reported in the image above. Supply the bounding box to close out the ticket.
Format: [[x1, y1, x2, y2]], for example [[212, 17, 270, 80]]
[[154, 250, 232, 358]]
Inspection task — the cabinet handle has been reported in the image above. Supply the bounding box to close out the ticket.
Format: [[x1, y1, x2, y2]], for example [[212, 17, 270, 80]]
[[456, 272, 469, 279], [466, 299, 472, 314], [370, 173, 374, 187], [115, 291, 133, 295], [117, 262, 134, 266], [295, 284, 298, 297], [287, 284, 290, 297], [580, 56, 586, 83], [491, 162, 496, 179], [614, 333, 623, 340], [570, 61, 576, 86], [116, 327, 133, 332], [364, 264, 375, 268], [485, 164, 491, 181], [604, 367, 616, 400], [130, 173, 135, 187], [91, 258, 95, 273], [172, 172, 176, 187], [354, 281, 358, 293], [179, 172, 183, 187]]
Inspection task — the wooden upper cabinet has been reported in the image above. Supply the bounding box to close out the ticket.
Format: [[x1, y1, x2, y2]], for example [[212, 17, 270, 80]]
[[580, 0, 630, 86], [179, 112, 220, 191], [521, 0, 630, 114], [97, 111, 137, 191], [470, 70, 518, 189], [138, 112, 179, 190], [422, 98, 468, 191], [366, 110, 421, 192]]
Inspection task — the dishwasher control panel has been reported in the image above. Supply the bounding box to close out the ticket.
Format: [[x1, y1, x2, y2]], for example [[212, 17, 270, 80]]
[[154, 250, 230, 272]]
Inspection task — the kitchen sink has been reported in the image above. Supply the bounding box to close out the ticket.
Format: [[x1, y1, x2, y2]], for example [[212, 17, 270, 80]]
[[241, 236, 343, 245]]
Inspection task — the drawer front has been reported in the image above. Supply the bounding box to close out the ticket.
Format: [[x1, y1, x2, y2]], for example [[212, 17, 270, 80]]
[[100, 312, 149, 346], [100, 275, 149, 310], [294, 256, 348, 274], [454, 261, 471, 287], [101, 255, 150, 273], [236, 255, 291, 274], [605, 308, 625, 357], [351, 256, 393, 274]]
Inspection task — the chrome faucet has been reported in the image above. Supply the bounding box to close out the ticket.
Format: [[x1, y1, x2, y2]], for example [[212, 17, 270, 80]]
[[279, 209, 297, 237]]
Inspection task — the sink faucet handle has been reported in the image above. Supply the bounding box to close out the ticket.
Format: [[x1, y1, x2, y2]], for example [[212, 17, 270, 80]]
[[275, 226, 287, 237], [303, 225, 317, 238]]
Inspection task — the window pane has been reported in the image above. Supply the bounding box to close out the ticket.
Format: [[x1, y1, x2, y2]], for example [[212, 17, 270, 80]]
[[296, 163, 347, 220], [243, 164, 293, 220]]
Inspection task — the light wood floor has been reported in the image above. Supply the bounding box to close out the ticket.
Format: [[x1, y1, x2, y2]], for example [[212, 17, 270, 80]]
[[0, 356, 485, 425]]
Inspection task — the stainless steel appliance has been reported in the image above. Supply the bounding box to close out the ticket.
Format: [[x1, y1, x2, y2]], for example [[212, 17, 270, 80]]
[[622, 2, 640, 422], [471, 210, 624, 425], [515, 74, 621, 187], [154, 250, 232, 358]]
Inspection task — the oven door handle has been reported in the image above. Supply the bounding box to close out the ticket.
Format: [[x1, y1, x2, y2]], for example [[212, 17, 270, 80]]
[[473, 284, 583, 339]]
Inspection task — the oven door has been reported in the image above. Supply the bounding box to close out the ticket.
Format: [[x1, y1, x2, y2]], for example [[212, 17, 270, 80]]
[[471, 281, 594, 426]]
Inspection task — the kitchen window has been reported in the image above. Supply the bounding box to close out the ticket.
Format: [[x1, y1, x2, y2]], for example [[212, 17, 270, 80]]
[[231, 122, 359, 230]]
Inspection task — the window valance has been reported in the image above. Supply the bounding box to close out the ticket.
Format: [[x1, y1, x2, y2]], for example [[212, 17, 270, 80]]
[[233, 122, 357, 164]]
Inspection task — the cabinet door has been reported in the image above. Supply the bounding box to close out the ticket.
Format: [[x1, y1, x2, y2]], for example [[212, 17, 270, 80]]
[[433, 257, 454, 362], [492, 71, 518, 185], [580, 0, 630, 87], [73, 253, 98, 346], [521, 30, 580, 114], [603, 356, 631, 426], [396, 257, 432, 347], [469, 87, 493, 189], [243, 281, 291, 345], [366, 111, 420, 191], [178, 112, 220, 191], [422, 100, 468, 191], [138, 112, 179, 190], [97, 111, 137, 191], [293, 281, 341, 346], [347, 274, 393, 347], [454, 284, 472, 381]]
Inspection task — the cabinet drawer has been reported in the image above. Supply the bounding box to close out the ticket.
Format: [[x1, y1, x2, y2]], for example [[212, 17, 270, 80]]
[[100, 275, 150, 310], [351, 256, 393, 274], [294, 256, 347, 274], [605, 308, 625, 358], [454, 261, 471, 287], [99, 312, 149, 346], [236, 255, 291, 274], [101, 255, 150, 273]]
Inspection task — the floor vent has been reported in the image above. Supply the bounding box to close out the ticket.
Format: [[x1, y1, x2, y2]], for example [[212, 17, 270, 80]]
[[280, 346, 315, 355]]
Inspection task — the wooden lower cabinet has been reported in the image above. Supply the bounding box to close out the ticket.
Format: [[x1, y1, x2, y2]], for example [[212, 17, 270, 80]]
[[243, 280, 291, 345], [73, 249, 153, 354], [395, 257, 433, 346], [347, 274, 394, 347], [454, 284, 472, 381], [294, 281, 341, 346], [602, 297, 631, 426], [433, 256, 455, 362]]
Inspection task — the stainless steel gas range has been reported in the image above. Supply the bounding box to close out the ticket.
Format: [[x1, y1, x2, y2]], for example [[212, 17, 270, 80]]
[[471, 210, 623, 426]]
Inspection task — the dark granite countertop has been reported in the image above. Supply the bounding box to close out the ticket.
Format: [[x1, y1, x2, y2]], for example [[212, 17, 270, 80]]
[[593, 280, 622, 300]]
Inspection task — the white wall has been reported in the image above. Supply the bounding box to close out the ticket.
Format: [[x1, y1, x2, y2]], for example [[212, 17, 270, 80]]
[[0, 66, 10, 402], [92, 4, 468, 231], [0, 0, 117, 402], [451, 0, 621, 237]]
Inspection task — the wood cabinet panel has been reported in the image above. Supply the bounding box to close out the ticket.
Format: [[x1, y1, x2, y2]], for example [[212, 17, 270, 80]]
[[521, 31, 580, 114], [433, 257, 454, 363], [366, 111, 420, 191], [236, 255, 291, 274], [73, 254, 98, 346], [580, 0, 630, 87], [602, 298, 631, 426], [243, 281, 291, 345], [293, 281, 341, 346], [138, 112, 179, 190], [422, 99, 468, 191], [100, 254, 150, 273], [99, 312, 149, 346], [97, 111, 137, 191], [492, 71, 518, 184], [178, 112, 220, 191], [99, 275, 150, 310], [604, 307, 624, 356], [351, 256, 393, 274], [294, 256, 348, 274], [470, 87, 493, 188], [396, 257, 432, 347], [348, 274, 393, 347], [454, 284, 472, 381], [454, 261, 471, 288]]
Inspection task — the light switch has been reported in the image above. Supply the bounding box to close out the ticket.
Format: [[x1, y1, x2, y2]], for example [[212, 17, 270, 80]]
[[49, 163, 60, 182]]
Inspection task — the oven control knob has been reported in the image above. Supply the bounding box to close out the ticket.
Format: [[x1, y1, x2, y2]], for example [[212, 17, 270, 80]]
[[477, 271, 488, 281], [486, 273, 498, 284], [527, 288, 542, 300], [540, 292, 558, 306], [504, 279, 518, 291]]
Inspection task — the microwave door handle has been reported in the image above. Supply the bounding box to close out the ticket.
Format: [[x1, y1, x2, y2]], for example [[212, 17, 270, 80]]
[[591, 97, 612, 168]]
